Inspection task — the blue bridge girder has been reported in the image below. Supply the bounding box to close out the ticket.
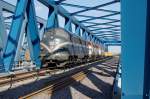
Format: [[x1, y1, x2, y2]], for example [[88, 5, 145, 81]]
[[90, 26, 120, 31], [70, 0, 119, 16], [60, 3, 119, 13], [2, 0, 42, 72], [0, 0, 47, 72], [85, 20, 120, 27], [0, 0, 46, 71], [122, 0, 150, 99], [75, 14, 118, 21]]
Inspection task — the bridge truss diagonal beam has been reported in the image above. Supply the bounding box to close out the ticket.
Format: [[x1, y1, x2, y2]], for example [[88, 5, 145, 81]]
[[70, 0, 119, 16], [60, 3, 119, 13], [3, 0, 41, 72]]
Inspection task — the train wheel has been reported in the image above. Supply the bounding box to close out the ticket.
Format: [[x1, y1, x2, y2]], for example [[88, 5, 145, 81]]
[[73, 56, 77, 64], [69, 56, 73, 67]]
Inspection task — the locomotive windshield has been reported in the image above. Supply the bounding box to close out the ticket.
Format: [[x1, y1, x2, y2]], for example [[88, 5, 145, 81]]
[[41, 29, 68, 52]]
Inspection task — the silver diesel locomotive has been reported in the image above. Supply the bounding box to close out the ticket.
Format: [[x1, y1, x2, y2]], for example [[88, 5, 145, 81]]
[[40, 28, 102, 67]]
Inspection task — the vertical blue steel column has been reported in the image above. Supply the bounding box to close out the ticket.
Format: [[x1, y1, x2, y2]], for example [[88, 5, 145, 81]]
[[96, 39, 98, 45], [88, 34, 90, 41], [102, 42, 105, 53], [143, 0, 150, 98], [102, 43, 105, 51], [91, 36, 94, 43], [97, 39, 99, 45], [0, 6, 7, 49], [0, 6, 5, 72], [104, 44, 108, 52], [75, 25, 80, 36], [39, 23, 46, 40], [3, 0, 28, 72], [0, 47, 3, 72], [26, 0, 41, 69], [20, 33, 27, 60], [100, 41, 105, 53], [86, 33, 89, 41], [85, 32, 88, 41], [46, 6, 58, 30], [91, 36, 95, 43], [91, 35, 94, 43], [14, 14, 27, 62], [122, 0, 147, 99], [95, 38, 97, 44], [97, 39, 101, 46], [95, 39, 98, 45], [93, 37, 96, 44], [64, 18, 72, 32], [89, 34, 92, 42], [99, 40, 103, 53], [82, 30, 86, 40], [87, 33, 91, 41]]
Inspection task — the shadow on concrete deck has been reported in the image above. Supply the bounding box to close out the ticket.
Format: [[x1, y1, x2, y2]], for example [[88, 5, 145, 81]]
[[50, 59, 117, 99]]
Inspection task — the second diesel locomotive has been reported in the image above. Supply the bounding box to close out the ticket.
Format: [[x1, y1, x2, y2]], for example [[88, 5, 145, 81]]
[[40, 28, 102, 67]]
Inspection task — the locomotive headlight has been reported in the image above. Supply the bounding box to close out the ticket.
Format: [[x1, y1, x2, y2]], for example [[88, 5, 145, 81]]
[[54, 53, 60, 58], [55, 38, 61, 44], [50, 53, 61, 59]]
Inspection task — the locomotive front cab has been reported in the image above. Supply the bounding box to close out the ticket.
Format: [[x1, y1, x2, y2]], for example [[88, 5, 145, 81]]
[[40, 28, 71, 67]]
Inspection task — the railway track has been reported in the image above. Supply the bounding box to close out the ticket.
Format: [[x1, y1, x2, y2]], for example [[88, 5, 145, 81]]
[[0, 57, 112, 89], [0, 68, 58, 87], [19, 70, 89, 99]]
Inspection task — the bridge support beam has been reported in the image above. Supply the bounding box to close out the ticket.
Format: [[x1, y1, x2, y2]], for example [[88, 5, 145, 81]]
[[75, 25, 80, 36], [65, 18, 72, 32], [0, 6, 5, 72], [122, 0, 148, 99], [0, 7, 6, 49], [82, 30, 87, 41], [85, 32, 89, 41], [3, 0, 41, 72], [26, 0, 41, 69], [46, 5, 58, 30]]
